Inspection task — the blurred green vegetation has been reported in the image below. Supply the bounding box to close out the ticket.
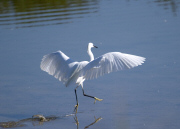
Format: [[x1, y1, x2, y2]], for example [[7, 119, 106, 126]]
[[0, 0, 179, 14], [0, 0, 178, 28], [0, 0, 96, 14]]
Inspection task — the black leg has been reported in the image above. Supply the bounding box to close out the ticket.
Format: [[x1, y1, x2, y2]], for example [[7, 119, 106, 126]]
[[74, 86, 79, 113], [82, 88, 95, 99], [75, 87, 79, 105], [82, 88, 103, 103]]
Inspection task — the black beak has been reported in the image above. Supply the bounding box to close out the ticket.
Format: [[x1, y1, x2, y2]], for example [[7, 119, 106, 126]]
[[94, 45, 98, 48]]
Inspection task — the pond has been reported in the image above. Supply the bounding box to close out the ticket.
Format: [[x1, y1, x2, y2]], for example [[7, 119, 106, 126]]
[[0, 0, 180, 129]]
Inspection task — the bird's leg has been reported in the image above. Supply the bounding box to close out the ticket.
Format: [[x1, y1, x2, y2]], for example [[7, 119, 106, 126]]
[[74, 86, 79, 112], [82, 88, 103, 103]]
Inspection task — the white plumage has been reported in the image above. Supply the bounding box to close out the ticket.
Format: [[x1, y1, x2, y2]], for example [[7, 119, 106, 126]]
[[40, 42, 145, 107]]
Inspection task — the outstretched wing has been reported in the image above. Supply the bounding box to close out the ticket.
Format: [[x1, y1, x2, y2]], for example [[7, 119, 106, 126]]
[[80, 52, 146, 80], [40, 51, 79, 85]]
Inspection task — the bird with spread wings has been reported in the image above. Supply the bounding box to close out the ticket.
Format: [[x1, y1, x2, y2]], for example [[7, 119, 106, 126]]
[[40, 43, 145, 110]]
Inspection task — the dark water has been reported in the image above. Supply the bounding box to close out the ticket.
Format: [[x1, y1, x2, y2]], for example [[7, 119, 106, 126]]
[[0, 0, 180, 129]]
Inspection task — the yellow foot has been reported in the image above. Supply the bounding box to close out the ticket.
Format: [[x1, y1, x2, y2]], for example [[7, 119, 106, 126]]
[[74, 104, 79, 113], [74, 104, 79, 108], [94, 97, 103, 103]]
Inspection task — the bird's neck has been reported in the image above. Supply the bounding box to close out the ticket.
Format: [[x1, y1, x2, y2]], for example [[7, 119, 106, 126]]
[[87, 47, 94, 62]]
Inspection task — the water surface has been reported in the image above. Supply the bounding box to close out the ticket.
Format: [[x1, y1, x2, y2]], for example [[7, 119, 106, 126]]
[[0, 0, 180, 129]]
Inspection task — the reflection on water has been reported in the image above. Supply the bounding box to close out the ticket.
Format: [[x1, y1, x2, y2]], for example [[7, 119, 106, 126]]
[[0, 114, 102, 128], [0, 114, 63, 128], [0, 0, 179, 29], [154, 0, 179, 15], [74, 115, 102, 129], [0, 0, 99, 28]]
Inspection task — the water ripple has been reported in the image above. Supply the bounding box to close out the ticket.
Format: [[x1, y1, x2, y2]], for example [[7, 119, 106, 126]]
[[0, 0, 99, 29]]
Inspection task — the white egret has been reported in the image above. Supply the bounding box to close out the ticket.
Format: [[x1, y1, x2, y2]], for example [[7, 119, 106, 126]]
[[40, 43, 145, 109]]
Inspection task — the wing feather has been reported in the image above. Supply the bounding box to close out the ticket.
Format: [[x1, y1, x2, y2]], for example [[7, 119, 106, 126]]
[[81, 52, 145, 80], [40, 51, 78, 85]]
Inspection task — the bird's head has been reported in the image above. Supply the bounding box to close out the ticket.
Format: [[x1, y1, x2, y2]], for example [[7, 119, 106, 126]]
[[88, 42, 98, 49]]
